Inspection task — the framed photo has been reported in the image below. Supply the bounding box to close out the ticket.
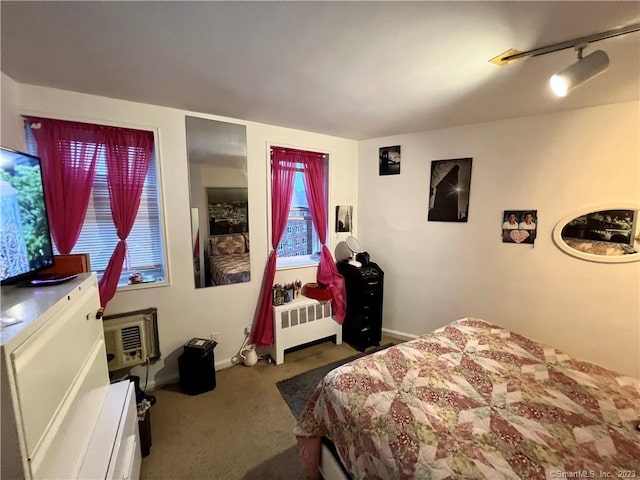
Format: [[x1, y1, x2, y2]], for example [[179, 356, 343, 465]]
[[379, 145, 401, 176], [335, 205, 353, 232], [428, 158, 473, 222], [502, 210, 538, 244]]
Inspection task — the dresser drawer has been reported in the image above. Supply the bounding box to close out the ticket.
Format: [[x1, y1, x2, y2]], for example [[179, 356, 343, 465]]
[[10, 281, 102, 458], [360, 313, 381, 326], [362, 278, 382, 289], [360, 292, 382, 309], [78, 381, 140, 480], [360, 303, 381, 314], [362, 289, 382, 298], [31, 339, 109, 479], [107, 383, 141, 480]]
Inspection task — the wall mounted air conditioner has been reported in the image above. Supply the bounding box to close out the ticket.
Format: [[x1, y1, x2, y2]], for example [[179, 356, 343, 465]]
[[103, 308, 161, 372]]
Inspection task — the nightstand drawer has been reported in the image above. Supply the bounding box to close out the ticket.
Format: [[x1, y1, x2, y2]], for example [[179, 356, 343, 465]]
[[362, 290, 382, 300], [363, 279, 381, 289], [361, 303, 381, 312]]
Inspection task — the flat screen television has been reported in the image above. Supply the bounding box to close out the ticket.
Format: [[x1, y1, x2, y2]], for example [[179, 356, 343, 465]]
[[0, 146, 55, 285]]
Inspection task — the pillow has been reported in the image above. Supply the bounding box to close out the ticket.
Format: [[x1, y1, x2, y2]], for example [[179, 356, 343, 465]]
[[211, 234, 246, 255]]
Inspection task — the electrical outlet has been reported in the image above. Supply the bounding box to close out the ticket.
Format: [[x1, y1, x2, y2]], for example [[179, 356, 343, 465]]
[[244, 324, 252, 336], [211, 332, 221, 344]]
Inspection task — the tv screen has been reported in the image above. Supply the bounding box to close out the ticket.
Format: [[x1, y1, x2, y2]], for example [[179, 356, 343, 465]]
[[0, 147, 54, 284]]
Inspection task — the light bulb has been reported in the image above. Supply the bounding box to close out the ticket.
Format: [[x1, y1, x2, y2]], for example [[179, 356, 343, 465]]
[[549, 74, 568, 97]]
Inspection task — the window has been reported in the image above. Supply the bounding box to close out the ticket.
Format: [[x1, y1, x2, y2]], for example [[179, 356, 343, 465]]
[[274, 150, 328, 268], [26, 122, 167, 287]]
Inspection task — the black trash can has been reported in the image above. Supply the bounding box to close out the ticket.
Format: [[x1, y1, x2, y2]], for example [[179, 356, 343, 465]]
[[138, 408, 152, 457], [127, 375, 155, 457], [178, 338, 217, 395]]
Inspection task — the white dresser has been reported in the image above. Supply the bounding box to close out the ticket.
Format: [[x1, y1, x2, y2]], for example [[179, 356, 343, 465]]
[[1, 273, 141, 480]]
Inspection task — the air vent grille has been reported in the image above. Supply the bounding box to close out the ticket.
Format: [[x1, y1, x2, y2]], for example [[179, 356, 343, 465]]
[[278, 300, 332, 330], [121, 325, 142, 351]]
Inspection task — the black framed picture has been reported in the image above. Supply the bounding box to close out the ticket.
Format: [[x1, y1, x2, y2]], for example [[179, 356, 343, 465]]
[[502, 210, 538, 244], [379, 145, 401, 176], [335, 205, 353, 232], [427, 158, 473, 222]]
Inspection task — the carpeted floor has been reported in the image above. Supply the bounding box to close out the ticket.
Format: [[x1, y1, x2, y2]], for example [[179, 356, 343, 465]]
[[276, 343, 394, 419], [139, 336, 400, 479]]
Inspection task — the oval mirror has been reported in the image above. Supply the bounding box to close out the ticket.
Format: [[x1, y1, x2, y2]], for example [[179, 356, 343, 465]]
[[553, 205, 640, 263], [346, 236, 363, 254], [334, 241, 352, 261]]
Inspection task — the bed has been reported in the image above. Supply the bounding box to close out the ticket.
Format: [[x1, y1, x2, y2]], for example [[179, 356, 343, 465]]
[[295, 318, 640, 479], [208, 233, 250, 285]]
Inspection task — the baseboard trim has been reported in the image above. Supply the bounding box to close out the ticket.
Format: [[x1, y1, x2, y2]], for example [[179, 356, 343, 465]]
[[382, 327, 419, 342], [215, 357, 235, 371], [146, 373, 179, 392]]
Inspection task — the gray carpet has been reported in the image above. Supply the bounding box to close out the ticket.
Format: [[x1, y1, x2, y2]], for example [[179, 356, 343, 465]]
[[139, 337, 401, 479], [276, 343, 394, 418]]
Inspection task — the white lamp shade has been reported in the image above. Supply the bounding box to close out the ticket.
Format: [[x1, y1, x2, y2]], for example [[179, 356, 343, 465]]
[[549, 50, 610, 97]]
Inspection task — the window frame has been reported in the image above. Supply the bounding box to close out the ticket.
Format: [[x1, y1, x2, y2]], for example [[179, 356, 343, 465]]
[[266, 142, 333, 271], [22, 112, 171, 290]]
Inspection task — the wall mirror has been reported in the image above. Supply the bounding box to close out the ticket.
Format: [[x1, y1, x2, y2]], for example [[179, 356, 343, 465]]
[[185, 116, 250, 288], [553, 205, 640, 263]]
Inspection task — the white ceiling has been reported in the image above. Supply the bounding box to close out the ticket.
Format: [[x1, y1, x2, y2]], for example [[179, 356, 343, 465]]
[[1, 1, 638, 140]]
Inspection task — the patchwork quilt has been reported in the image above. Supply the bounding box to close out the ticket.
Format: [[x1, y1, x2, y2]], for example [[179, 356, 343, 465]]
[[295, 318, 640, 479]]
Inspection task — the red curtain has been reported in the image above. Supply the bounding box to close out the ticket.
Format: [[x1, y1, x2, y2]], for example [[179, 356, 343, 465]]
[[250, 149, 297, 346], [98, 127, 154, 307], [26, 117, 100, 254], [300, 155, 346, 323]]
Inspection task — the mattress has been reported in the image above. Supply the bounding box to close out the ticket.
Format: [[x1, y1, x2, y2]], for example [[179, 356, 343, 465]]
[[295, 318, 640, 479]]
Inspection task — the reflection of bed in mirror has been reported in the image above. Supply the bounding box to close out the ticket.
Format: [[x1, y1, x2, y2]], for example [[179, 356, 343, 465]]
[[553, 205, 640, 263], [207, 233, 250, 286]]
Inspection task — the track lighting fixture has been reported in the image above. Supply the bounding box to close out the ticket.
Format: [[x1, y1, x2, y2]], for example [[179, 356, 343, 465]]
[[549, 48, 609, 97], [490, 22, 639, 97]]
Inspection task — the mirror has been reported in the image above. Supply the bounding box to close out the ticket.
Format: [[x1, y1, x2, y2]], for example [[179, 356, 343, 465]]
[[346, 236, 363, 254], [185, 116, 250, 288], [334, 241, 352, 261], [553, 205, 640, 263]]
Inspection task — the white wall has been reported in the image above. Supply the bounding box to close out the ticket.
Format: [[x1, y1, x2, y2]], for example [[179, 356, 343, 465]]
[[1, 73, 25, 151], [16, 83, 358, 387], [359, 101, 640, 378], [201, 164, 247, 189]]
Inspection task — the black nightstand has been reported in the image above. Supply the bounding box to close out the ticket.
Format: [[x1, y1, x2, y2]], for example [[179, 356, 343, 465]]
[[337, 261, 384, 351]]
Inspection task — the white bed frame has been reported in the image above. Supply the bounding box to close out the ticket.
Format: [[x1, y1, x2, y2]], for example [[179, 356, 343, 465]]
[[320, 443, 349, 480], [270, 296, 342, 365]]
